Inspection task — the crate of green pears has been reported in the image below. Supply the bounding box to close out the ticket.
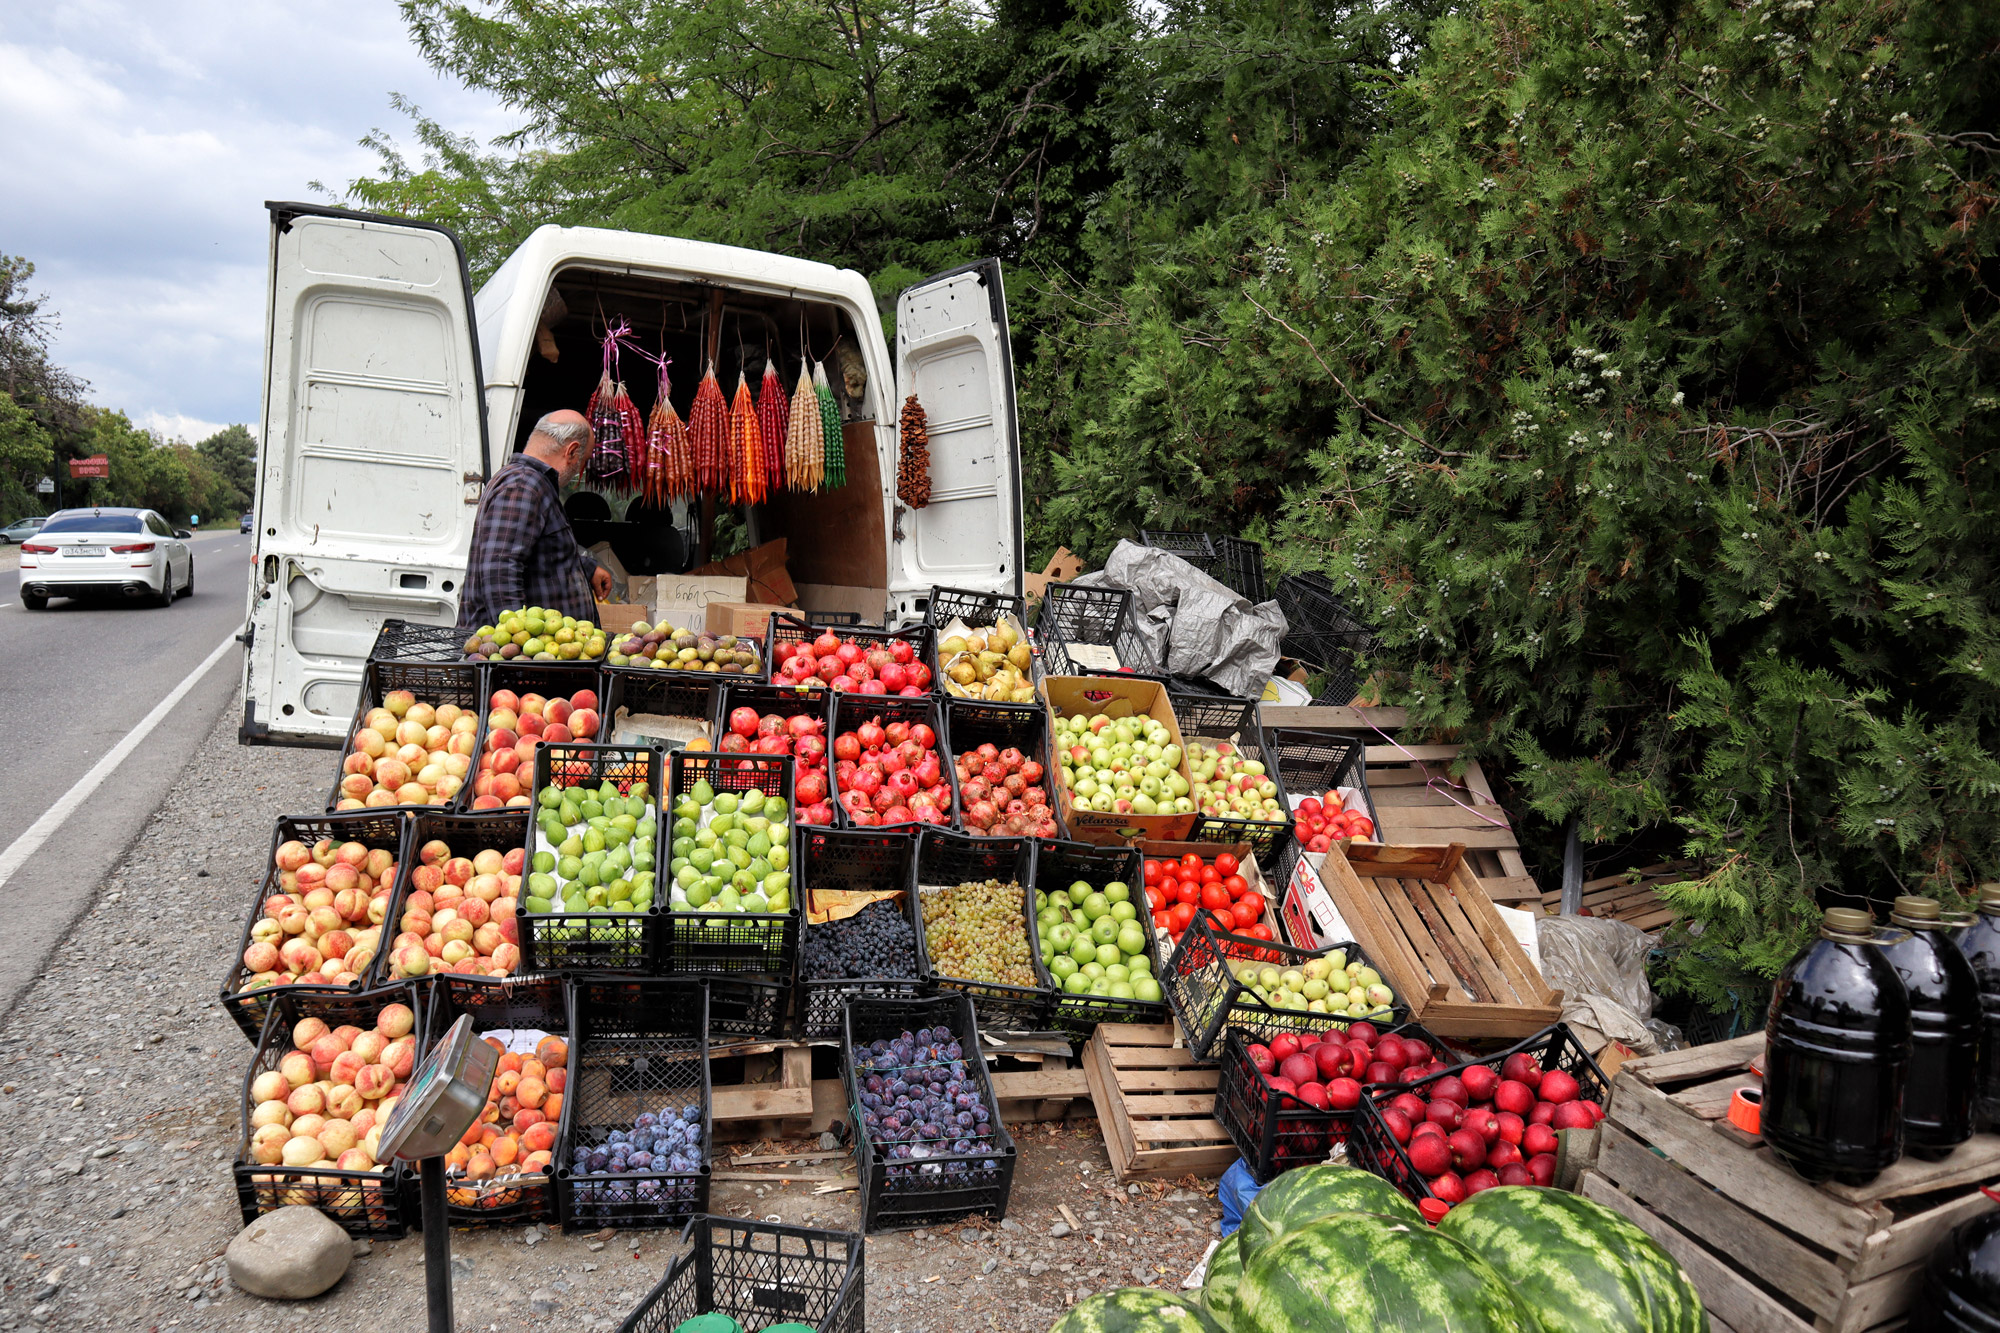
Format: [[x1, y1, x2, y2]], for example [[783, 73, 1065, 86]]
[[526, 777, 659, 915]]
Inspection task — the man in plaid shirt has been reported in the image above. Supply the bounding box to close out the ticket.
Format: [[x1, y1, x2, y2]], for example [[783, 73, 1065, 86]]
[[456, 410, 612, 632]]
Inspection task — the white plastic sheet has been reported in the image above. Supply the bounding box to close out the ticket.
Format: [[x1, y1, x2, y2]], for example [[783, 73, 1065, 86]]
[[1071, 540, 1287, 696]]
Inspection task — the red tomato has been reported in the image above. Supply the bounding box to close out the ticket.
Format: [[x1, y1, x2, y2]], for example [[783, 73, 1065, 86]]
[[1214, 852, 1239, 877], [1143, 859, 1165, 885], [1229, 902, 1260, 931], [1168, 902, 1197, 933], [1199, 883, 1232, 912], [1179, 853, 1205, 873], [1247, 923, 1275, 943], [1174, 880, 1202, 906], [1152, 910, 1172, 929], [1206, 906, 1236, 932], [1144, 886, 1166, 912], [1236, 891, 1266, 921], [1222, 874, 1249, 899], [1197, 865, 1221, 886]]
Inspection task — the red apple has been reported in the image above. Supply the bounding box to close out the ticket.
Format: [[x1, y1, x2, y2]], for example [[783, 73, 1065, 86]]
[[1430, 1075, 1468, 1106], [1429, 1171, 1467, 1204], [1314, 1043, 1349, 1081], [1494, 1111, 1525, 1146], [1493, 1079, 1535, 1116], [1502, 1052, 1544, 1089], [1268, 1034, 1301, 1062], [1380, 1108, 1413, 1143], [1459, 1065, 1500, 1104], [1279, 1052, 1319, 1086], [1426, 1100, 1464, 1131], [1498, 1162, 1534, 1186], [1347, 1021, 1379, 1044], [1325, 1077, 1362, 1110], [1364, 1062, 1396, 1084], [1464, 1168, 1500, 1196], [1538, 1069, 1581, 1105], [1447, 1128, 1487, 1172], [1486, 1141, 1523, 1170], [1527, 1153, 1557, 1186], [1466, 1108, 1501, 1144], [1295, 1082, 1330, 1110], [1551, 1101, 1596, 1130], [1529, 1101, 1559, 1127], [1248, 1044, 1275, 1076], [1375, 1037, 1409, 1071], [1523, 1123, 1559, 1157], [1390, 1093, 1427, 1123], [1406, 1133, 1453, 1177]]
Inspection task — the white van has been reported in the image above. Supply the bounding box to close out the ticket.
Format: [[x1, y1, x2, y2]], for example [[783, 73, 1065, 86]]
[[240, 203, 1024, 745]]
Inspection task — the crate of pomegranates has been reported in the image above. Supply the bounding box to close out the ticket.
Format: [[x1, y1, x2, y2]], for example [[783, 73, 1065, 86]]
[[828, 694, 956, 830], [767, 616, 938, 695], [1213, 1020, 1444, 1184], [1349, 1022, 1610, 1207], [942, 698, 1063, 839]]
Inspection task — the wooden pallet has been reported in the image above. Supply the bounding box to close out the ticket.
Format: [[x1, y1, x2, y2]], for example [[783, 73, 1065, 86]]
[[1080, 1023, 1234, 1182], [1360, 743, 1539, 903], [1589, 1035, 2000, 1333], [1315, 841, 1563, 1039], [1537, 860, 1692, 931]]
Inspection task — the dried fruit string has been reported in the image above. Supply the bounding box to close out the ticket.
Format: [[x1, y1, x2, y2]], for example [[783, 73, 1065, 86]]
[[729, 372, 766, 504], [645, 359, 692, 502], [584, 320, 635, 490], [786, 366, 821, 492], [814, 362, 845, 491], [897, 393, 931, 509], [688, 361, 729, 495], [757, 357, 789, 497]]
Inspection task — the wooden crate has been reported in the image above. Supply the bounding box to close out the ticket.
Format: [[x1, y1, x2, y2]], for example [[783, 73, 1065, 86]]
[[1315, 841, 1563, 1039], [1587, 1035, 2000, 1333], [1538, 859, 1693, 931], [1080, 1023, 1235, 1182], [1358, 741, 1539, 904]]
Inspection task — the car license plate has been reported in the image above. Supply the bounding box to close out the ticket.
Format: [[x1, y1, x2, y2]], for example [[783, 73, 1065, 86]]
[[63, 546, 104, 557]]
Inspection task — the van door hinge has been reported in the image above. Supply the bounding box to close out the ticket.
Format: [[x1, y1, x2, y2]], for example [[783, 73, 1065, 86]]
[[464, 471, 485, 505]]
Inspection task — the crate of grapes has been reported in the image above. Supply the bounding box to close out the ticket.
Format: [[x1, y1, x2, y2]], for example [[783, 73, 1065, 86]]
[[909, 829, 1057, 1031], [617, 1215, 865, 1333], [554, 978, 712, 1230], [520, 743, 662, 974], [798, 828, 928, 1040], [1033, 839, 1167, 1040], [841, 993, 1019, 1232]]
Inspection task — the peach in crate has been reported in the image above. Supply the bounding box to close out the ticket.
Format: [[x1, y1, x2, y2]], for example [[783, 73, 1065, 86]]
[[236, 837, 397, 994], [470, 682, 601, 811], [380, 824, 527, 982]]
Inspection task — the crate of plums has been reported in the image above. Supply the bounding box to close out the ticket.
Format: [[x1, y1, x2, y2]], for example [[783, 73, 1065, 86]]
[[798, 828, 929, 1040], [841, 993, 1018, 1232], [554, 978, 712, 1230]]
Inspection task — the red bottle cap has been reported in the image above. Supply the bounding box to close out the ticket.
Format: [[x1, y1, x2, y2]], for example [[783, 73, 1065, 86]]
[[1418, 1198, 1451, 1225]]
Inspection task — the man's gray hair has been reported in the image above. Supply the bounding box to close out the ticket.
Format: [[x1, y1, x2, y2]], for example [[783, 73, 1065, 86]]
[[530, 414, 594, 450]]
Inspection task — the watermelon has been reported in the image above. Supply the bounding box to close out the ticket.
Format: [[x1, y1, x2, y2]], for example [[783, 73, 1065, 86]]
[[1048, 1287, 1231, 1333], [1436, 1186, 1707, 1333], [1236, 1163, 1424, 1264], [1235, 1214, 1543, 1333], [1201, 1236, 1244, 1326]]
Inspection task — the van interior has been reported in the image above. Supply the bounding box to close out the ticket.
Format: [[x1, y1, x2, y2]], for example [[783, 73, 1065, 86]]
[[513, 265, 890, 620]]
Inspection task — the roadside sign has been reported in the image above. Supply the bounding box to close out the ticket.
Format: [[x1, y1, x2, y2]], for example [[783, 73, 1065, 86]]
[[68, 455, 109, 479], [36, 478, 53, 494]]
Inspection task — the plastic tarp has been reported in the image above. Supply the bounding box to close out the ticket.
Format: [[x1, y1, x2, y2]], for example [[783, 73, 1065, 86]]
[[1071, 540, 1287, 696], [1534, 913, 1678, 1055]]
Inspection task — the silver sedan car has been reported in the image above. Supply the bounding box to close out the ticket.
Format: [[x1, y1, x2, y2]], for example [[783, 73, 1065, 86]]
[[18, 508, 194, 609]]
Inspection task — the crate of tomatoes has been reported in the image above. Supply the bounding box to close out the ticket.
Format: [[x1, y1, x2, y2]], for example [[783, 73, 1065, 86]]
[[1140, 844, 1279, 959]]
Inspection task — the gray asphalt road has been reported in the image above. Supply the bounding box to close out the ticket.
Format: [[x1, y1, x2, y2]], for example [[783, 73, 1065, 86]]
[[0, 529, 257, 1015]]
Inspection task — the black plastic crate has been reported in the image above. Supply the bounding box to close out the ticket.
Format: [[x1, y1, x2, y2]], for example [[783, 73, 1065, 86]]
[[1275, 572, 1376, 699], [1215, 1021, 1443, 1184], [842, 994, 1019, 1232], [1032, 840, 1166, 1040], [368, 618, 466, 665], [1351, 1023, 1612, 1205], [942, 698, 1064, 840], [926, 586, 1029, 631], [797, 828, 927, 1040], [661, 749, 801, 977], [1139, 529, 1220, 570], [603, 669, 726, 752], [828, 692, 956, 830], [1036, 583, 1160, 676], [519, 743, 663, 974], [325, 661, 484, 815], [417, 972, 568, 1228], [768, 615, 939, 694], [1161, 911, 1407, 1062], [1263, 727, 1367, 799], [555, 978, 712, 1229], [618, 1215, 865, 1333], [221, 812, 413, 1043], [1216, 536, 1269, 604], [1171, 693, 1294, 862], [909, 830, 1055, 1031], [234, 983, 427, 1238], [712, 681, 835, 824], [704, 975, 797, 1041], [374, 810, 532, 991]]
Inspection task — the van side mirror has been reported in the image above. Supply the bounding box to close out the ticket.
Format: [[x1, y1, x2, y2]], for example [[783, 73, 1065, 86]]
[[174, 529, 192, 539]]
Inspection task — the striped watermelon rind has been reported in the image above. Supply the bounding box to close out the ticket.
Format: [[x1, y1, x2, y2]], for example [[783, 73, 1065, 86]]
[[1436, 1186, 1707, 1333], [1048, 1287, 1232, 1333], [1235, 1213, 1544, 1333], [1236, 1163, 1424, 1265], [1202, 1236, 1244, 1326]]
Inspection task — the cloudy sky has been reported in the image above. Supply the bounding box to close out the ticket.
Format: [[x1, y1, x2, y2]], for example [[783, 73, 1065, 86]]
[[0, 2, 511, 442]]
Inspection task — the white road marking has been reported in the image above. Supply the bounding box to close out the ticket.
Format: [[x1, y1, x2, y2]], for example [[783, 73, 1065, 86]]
[[0, 629, 240, 895]]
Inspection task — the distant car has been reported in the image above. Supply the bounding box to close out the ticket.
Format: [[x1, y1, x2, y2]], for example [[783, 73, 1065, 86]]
[[0, 516, 46, 544], [240, 511, 255, 535], [18, 507, 194, 609]]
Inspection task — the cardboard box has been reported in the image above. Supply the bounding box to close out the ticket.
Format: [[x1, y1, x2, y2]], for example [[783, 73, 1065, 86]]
[[689, 538, 797, 607], [1042, 675, 1198, 845], [1024, 547, 1086, 601], [795, 583, 888, 623], [653, 574, 749, 632], [595, 601, 649, 633], [706, 601, 798, 640]]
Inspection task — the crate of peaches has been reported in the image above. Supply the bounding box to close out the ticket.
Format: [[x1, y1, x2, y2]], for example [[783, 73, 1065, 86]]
[[374, 813, 528, 987], [221, 814, 411, 1044], [468, 670, 606, 812], [328, 662, 483, 812]]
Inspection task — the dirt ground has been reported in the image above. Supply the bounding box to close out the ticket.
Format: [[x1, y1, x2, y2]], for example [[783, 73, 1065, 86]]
[[0, 691, 1223, 1332]]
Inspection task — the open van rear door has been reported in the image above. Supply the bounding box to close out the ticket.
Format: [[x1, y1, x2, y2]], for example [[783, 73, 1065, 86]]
[[890, 260, 1024, 617], [241, 203, 490, 745]]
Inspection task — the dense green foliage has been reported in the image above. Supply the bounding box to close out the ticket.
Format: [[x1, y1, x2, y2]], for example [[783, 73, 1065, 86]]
[[345, 0, 2000, 998]]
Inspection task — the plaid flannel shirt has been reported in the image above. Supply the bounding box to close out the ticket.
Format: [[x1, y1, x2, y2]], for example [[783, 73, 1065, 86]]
[[455, 453, 599, 632]]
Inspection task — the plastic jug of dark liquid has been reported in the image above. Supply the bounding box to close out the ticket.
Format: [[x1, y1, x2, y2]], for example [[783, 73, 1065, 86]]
[[1954, 883, 2000, 1133], [1763, 907, 1912, 1185], [1912, 1188, 2000, 1332], [1877, 896, 1979, 1160]]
